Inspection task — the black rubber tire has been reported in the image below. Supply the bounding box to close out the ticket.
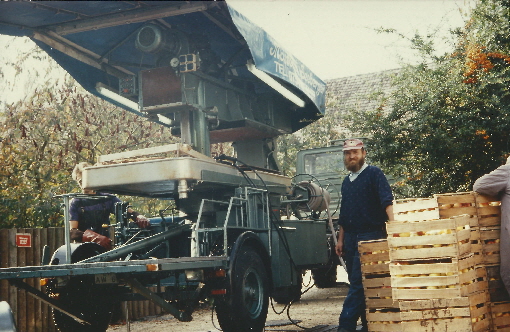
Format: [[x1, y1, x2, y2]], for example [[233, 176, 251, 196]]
[[52, 281, 114, 332], [312, 233, 339, 289], [272, 271, 302, 304], [311, 264, 338, 288], [51, 242, 114, 332], [216, 247, 269, 332], [70, 242, 106, 262]]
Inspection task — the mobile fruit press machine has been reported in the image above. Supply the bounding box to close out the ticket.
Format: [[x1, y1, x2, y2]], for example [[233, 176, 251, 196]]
[[0, 2, 341, 332]]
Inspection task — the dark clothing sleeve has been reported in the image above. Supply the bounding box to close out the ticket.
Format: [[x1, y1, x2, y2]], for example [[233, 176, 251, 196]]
[[69, 200, 80, 221], [375, 167, 394, 209]]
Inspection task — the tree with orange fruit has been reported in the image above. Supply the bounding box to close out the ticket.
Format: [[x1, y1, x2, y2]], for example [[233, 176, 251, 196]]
[[347, 0, 510, 199]]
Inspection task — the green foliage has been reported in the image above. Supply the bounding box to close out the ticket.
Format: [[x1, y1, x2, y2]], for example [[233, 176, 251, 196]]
[[350, 0, 510, 198], [0, 76, 177, 228]]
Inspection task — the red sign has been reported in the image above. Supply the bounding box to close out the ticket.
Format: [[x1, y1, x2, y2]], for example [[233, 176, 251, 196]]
[[16, 233, 31, 248]]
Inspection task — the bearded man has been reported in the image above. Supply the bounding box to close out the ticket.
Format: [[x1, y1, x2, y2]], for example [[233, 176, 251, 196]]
[[335, 139, 394, 332]]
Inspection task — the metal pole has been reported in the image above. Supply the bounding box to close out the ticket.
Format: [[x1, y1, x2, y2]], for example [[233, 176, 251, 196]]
[[63, 195, 72, 264], [123, 301, 130, 332], [80, 225, 190, 263], [326, 209, 347, 271]]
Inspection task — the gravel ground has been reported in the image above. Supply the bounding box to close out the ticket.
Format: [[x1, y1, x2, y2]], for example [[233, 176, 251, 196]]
[[107, 268, 349, 332]]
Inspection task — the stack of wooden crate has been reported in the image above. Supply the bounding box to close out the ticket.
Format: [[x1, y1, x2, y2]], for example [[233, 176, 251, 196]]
[[435, 192, 501, 266], [359, 239, 401, 332], [436, 192, 510, 331], [387, 195, 490, 331]]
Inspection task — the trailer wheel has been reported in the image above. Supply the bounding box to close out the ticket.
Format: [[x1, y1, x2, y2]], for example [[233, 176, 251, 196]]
[[311, 264, 337, 288], [52, 281, 114, 332], [51, 242, 114, 332], [216, 247, 269, 332], [312, 234, 339, 288], [272, 272, 302, 304]]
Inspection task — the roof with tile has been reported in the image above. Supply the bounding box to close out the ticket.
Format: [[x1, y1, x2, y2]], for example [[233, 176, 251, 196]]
[[325, 69, 400, 115]]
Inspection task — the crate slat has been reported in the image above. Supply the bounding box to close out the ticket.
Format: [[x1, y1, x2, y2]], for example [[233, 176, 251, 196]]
[[361, 263, 390, 275], [392, 281, 488, 300], [435, 192, 481, 227], [359, 239, 391, 275], [390, 255, 488, 300], [363, 276, 392, 288], [393, 197, 439, 222], [401, 317, 489, 332], [365, 287, 393, 298], [399, 291, 490, 332], [367, 310, 401, 321], [366, 298, 399, 309], [435, 192, 476, 204], [387, 215, 471, 260], [359, 239, 390, 252], [393, 198, 438, 213], [475, 192, 501, 227], [360, 251, 390, 264], [399, 291, 489, 310], [490, 302, 510, 331], [367, 309, 402, 332], [387, 215, 471, 234], [367, 321, 403, 332], [391, 271, 475, 288], [391, 254, 478, 273], [389, 244, 471, 261]]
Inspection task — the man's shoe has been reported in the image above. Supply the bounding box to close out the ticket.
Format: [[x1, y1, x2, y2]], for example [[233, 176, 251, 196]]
[[338, 328, 353, 332]]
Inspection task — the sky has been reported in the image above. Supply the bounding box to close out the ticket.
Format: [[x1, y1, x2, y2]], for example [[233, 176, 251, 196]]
[[227, 0, 474, 80]]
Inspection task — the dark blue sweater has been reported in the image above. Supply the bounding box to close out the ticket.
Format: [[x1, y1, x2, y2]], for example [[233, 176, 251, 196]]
[[339, 165, 393, 233]]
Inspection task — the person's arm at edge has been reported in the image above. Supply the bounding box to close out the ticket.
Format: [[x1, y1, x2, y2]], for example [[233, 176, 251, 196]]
[[386, 204, 394, 222], [335, 226, 345, 257], [70, 220, 79, 229], [376, 168, 394, 229], [473, 165, 509, 196], [69, 219, 83, 242], [69, 200, 81, 232]]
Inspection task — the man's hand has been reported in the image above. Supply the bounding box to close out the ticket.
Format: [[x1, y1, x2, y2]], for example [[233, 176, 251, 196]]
[[82, 229, 112, 250], [135, 215, 150, 228], [335, 240, 344, 257]]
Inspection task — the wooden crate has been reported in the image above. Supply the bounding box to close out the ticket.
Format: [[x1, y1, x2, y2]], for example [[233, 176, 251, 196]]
[[387, 215, 472, 261], [366, 308, 402, 332], [470, 227, 501, 266], [490, 301, 510, 331], [363, 275, 399, 309], [359, 239, 390, 275], [475, 192, 501, 227], [470, 228, 484, 266], [359, 239, 398, 309], [479, 227, 501, 265], [390, 254, 488, 300], [398, 291, 490, 332], [435, 192, 479, 226], [487, 265, 510, 302], [393, 197, 439, 222]]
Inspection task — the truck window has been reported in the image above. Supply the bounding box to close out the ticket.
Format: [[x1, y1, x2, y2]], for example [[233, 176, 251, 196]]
[[304, 151, 345, 175]]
